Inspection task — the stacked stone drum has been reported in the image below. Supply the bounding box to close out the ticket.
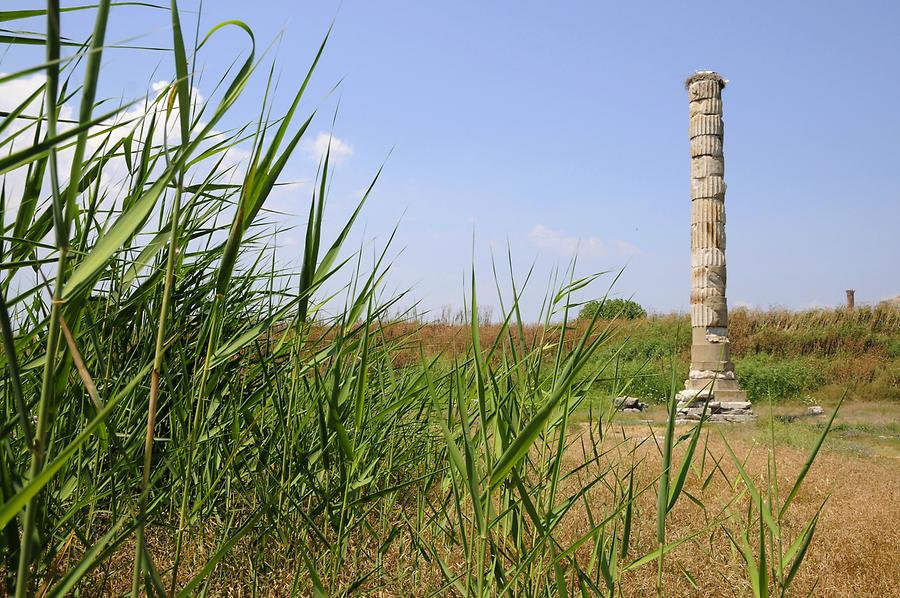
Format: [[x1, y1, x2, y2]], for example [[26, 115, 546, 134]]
[[677, 71, 753, 423]]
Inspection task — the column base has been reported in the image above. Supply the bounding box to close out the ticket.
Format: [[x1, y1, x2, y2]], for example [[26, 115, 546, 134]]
[[676, 384, 754, 423]]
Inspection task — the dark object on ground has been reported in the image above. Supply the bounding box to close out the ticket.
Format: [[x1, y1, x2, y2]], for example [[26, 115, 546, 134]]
[[614, 396, 648, 412]]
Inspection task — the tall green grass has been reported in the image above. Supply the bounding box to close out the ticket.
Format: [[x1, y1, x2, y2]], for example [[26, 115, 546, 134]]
[[0, 3, 838, 595], [574, 309, 900, 404]]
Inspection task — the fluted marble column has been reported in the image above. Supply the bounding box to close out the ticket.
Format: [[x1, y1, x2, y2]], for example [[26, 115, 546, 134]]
[[677, 71, 752, 422]]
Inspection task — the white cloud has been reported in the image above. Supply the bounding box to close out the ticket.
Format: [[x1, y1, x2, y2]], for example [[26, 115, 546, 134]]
[[0, 73, 73, 121], [0, 74, 71, 206], [0, 74, 254, 210], [302, 132, 353, 164], [529, 224, 640, 259]]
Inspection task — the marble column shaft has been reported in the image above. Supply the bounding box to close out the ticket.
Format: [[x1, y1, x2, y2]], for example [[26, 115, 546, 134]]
[[683, 72, 747, 403]]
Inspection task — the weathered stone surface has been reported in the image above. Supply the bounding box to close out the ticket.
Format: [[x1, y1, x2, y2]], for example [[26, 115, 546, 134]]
[[692, 295, 727, 317], [690, 135, 723, 157], [687, 78, 723, 101], [691, 221, 726, 250], [703, 294, 727, 307], [676, 410, 755, 424], [689, 115, 724, 138], [693, 327, 728, 343], [675, 389, 703, 403], [689, 368, 735, 379], [718, 401, 753, 410], [680, 407, 707, 418], [691, 287, 726, 302], [691, 338, 730, 361], [692, 264, 727, 286], [689, 349, 732, 368], [691, 248, 726, 267], [689, 98, 723, 116], [691, 175, 726, 199], [685, 377, 740, 393], [690, 303, 727, 327], [676, 397, 755, 423], [691, 198, 726, 223], [691, 155, 725, 178], [687, 360, 735, 373], [682, 71, 752, 418], [806, 405, 825, 416], [711, 389, 748, 401]]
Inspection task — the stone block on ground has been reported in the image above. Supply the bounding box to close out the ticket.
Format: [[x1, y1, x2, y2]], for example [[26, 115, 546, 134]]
[[717, 401, 753, 411], [676, 397, 756, 423], [712, 389, 748, 401], [614, 396, 648, 412]]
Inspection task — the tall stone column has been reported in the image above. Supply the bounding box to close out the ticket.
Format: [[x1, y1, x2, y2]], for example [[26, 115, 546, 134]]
[[677, 71, 753, 422]]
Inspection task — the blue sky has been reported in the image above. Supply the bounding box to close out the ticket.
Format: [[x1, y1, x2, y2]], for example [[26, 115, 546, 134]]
[[5, 1, 900, 319]]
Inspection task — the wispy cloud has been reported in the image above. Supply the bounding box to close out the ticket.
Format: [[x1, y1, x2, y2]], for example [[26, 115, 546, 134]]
[[0, 74, 252, 212], [528, 224, 640, 259], [302, 132, 353, 164]]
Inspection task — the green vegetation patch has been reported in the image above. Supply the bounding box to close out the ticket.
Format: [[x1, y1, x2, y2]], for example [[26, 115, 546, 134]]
[[735, 354, 827, 402]]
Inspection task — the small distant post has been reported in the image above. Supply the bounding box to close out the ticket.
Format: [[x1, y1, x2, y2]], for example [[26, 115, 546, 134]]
[[846, 289, 855, 310]]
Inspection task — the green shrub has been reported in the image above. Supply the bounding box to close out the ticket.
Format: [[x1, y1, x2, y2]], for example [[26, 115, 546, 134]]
[[736, 354, 826, 402], [579, 298, 647, 320], [888, 338, 900, 359], [588, 354, 688, 403], [616, 335, 676, 360]]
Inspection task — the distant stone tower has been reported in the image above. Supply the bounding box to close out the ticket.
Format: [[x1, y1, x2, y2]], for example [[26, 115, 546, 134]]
[[677, 71, 753, 422]]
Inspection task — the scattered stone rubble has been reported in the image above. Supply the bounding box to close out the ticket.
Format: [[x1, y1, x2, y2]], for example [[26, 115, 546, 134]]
[[675, 71, 754, 424], [777, 406, 827, 423], [614, 396, 648, 413], [676, 394, 755, 424]]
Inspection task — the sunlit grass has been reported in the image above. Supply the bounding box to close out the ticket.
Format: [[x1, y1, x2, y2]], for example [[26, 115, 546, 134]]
[[0, 3, 850, 596]]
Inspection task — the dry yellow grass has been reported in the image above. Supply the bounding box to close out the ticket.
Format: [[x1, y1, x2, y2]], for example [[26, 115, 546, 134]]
[[578, 424, 900, 597], [81, 403, 899, 597]]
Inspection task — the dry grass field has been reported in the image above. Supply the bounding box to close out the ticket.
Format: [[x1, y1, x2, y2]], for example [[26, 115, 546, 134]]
[[603, 402, 900, 596], [4, 4, 898, 595], [81, 401, 899, 597]]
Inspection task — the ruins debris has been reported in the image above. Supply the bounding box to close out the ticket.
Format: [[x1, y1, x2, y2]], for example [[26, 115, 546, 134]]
[[614, 396, 648, 413]]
